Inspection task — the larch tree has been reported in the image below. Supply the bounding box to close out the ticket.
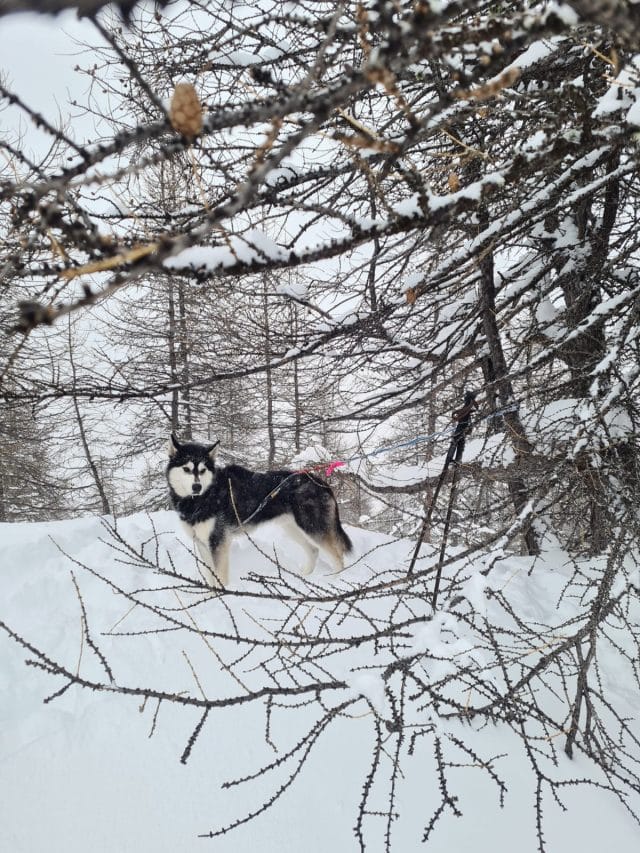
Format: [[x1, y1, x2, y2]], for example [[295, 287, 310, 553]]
[[1, 1, 640, 849]]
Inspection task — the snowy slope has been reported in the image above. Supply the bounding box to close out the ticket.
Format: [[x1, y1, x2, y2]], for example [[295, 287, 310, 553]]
[[1, 512, 639, 853]]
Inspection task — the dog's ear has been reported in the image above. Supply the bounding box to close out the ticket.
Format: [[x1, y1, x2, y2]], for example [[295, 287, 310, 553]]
[[169, 433, 182, 457], [206, 439, 220, 462]]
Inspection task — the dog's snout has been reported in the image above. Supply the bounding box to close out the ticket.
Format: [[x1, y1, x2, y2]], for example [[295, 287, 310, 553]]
[[192, 483, 202, 494]]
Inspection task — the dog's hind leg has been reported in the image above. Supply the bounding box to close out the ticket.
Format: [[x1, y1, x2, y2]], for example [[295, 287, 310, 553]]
[[279, 514, 320, 576], [322, 513, 353, 573], [299, 539, 320, 576], [291, 526, 346, 574], [296, 494, 351, 574], [321, 532, 347, 573]]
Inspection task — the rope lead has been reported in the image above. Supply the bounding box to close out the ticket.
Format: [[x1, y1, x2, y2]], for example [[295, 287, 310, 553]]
[[240, 394, 519, 542]]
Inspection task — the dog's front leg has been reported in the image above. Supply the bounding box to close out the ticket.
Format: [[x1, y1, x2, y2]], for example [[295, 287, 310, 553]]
[[194, 537, 220, 588], [207, 529, 230, 588]]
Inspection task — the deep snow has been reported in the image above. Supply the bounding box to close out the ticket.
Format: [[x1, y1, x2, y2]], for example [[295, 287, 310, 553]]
[[1, 511, 639, 852]]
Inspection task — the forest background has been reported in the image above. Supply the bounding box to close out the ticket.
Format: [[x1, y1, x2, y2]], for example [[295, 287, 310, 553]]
[[1, 1, 640, 851]]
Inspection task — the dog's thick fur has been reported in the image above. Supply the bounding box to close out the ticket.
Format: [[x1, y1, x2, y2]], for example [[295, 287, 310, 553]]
[[167, 434, 353, 588]]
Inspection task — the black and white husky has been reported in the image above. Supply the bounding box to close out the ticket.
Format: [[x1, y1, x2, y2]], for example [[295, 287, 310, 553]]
[[167, 434, 353, 588]]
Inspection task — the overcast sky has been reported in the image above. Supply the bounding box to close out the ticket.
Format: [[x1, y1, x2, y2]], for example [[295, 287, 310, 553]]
[[0, 10, 101, 155]]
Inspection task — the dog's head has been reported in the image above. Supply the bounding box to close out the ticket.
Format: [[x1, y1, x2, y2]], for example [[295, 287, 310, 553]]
[[167, 433, 219, 498]]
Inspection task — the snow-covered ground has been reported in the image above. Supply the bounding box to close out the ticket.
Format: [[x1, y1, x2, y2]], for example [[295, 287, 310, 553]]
[[1, 511, 639, 852]]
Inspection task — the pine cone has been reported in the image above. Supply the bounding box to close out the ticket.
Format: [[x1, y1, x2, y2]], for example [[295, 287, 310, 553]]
[[169, 82, 203, 138]]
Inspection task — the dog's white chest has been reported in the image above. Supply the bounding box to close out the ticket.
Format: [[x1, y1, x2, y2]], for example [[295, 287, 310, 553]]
[[182, 517, 216, 545]]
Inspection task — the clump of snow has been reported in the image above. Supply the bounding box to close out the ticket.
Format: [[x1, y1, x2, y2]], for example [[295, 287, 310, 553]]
[[592, 57, 640, 122], [288, 444, 335, 467], [274, 280, 308, 300], [535, 296, 566, 340], [545, 1, 579, 26], [345, 671, 389, 716], [165, 229, 287, 272], [392, 192, 423, 218]]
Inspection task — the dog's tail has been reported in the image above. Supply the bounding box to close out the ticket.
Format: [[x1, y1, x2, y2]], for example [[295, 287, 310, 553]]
[[335, 516, 353, 554]]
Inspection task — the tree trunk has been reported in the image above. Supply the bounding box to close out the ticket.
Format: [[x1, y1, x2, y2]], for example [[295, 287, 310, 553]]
[[292, 309, 302, 454], [68, 323, 111, 515], [177, 278, 192, 439], [557, 157, 621, 553], [262, 280, 276, 466], [478, 246, 539, 556], [167, 277, 180, 435]]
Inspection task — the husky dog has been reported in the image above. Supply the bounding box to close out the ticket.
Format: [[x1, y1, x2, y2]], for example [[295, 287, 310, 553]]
[[167, 434, 353, 588]]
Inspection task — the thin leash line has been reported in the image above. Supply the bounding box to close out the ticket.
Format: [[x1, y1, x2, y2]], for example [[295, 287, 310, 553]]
[[237, 401, 521, 526], [341, 401, 520, 467], [221, 402, 520, 470]]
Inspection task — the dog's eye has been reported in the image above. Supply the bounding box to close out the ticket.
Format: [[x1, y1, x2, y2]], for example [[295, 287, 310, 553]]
[[183, 466, 191, 473]]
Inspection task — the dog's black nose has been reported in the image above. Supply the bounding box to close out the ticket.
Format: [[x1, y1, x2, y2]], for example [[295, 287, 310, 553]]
[[192, 483, 202, 493]]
